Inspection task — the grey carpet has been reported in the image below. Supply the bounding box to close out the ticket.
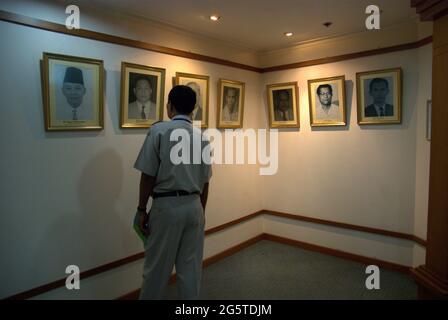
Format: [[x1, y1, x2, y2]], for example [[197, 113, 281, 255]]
[[164, 240, 417, 300]]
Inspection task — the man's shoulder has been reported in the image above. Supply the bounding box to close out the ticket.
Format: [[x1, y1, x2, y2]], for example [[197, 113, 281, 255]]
[[147, 120, 166, 135], [151, 119, 190, 133]]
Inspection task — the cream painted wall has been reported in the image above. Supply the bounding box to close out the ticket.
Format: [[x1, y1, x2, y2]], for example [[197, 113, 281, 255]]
[[260, 47, 432, 267], [413, 44, 432, 241], [0, 20, 263, 299], [412, 44, 432, 267], [261, 50, 419, 233]]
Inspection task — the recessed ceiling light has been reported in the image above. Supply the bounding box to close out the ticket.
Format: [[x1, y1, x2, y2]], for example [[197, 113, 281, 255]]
[[210, 15, 220, 21], [285, 32, 293, 37]]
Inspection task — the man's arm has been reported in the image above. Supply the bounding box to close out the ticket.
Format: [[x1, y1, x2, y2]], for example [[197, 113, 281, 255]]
[[200, 183, 209, 212], [137, 172, 156, 235], [139, 172, 156, 209]]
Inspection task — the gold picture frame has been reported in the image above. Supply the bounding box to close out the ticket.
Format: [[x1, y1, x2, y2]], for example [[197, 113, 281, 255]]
[[217, 79, 245, 129], [120, 62, 165, 128], [175, 72, 209, 128], [356, 67, 402, 125], [308, 75, 347, 127], [42, 52, 104, 131], [266, 82, 300, 128]]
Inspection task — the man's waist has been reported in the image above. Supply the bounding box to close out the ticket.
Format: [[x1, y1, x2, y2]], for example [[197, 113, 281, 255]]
[[152, 190, 200, 199]]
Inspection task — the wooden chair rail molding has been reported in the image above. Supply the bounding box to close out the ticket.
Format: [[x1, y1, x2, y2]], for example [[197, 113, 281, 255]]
[[0, 10, 432, 73], [5, 209, 426, 300]]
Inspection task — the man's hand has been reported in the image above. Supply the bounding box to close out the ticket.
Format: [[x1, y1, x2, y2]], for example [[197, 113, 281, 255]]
[[137, 210, 150, 236]]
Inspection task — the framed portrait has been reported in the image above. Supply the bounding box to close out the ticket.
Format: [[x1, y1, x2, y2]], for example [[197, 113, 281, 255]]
[[217, 79, 245, 129], [42, 52, 104, 131], [266, 82, 300, 128], [356, 68, 402, 125], [175, 72, 209, 128], [308, 75, 347, 127], [120, 62, 165, 128]]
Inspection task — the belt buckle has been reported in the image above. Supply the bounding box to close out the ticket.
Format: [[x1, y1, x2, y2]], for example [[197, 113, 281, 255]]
[[175, 191, 180, 197]]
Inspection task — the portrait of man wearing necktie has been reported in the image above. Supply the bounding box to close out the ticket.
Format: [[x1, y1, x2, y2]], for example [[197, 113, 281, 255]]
[[128, 76, 157, 120], [273, 89, 294, 121], [364, 78, 394, 118]]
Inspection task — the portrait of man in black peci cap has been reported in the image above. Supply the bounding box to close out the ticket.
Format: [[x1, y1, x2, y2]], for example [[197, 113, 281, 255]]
[[60, 67, 87, 120], [42, 52, 104, 131]]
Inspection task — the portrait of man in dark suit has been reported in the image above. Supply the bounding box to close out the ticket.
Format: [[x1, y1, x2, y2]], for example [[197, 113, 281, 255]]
[[365, 78, 394, 117], [273, 89, 294, 121], [128, 74, 157, 120]]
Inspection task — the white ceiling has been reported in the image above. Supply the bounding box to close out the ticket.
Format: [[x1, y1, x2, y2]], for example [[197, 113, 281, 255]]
[[86, 0, 418, 51]]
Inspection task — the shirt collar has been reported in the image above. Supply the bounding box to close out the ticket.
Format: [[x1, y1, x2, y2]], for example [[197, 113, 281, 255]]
[[137, 101, 149, 110], [172, 114, 192, 123]]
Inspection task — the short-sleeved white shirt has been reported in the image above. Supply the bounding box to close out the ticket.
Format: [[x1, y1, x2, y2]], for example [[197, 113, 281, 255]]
[[134, 114, 212, 193]]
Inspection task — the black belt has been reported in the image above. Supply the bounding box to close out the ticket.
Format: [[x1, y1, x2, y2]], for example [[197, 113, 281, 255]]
[[152, 190, 199, 198]]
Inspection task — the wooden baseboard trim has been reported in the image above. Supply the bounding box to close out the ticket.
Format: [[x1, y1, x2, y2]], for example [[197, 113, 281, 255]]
[[262, 233, 411, 274], [6, 209, 426, 300], [261, 210, 428, 247], [4, 251, 145, 300], [118, 232, 411, 299], [410, 266, 448, 298], [205, 212, 261, 236]]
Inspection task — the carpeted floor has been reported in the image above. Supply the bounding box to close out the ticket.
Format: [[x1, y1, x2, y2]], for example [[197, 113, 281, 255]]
[[164, 240, 417, 300]]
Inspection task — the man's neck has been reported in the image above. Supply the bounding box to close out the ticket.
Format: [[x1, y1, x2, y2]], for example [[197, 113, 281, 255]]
[[137, 100, 150, 107], [171, 113, 191, 120], [224, 104, 235, 112]]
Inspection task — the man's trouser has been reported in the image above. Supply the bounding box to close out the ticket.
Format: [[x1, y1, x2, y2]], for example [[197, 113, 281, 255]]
[[139, 194, 205, 300]]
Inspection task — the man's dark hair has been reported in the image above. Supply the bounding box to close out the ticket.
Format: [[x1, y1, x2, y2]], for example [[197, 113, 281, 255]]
[[369, 78, 389, 91], [317, 84, 333, 96], [169, 85, 197, 115]]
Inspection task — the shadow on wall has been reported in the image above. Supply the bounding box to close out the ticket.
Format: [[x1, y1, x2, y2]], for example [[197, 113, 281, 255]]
[[32, 148, 136, 292]]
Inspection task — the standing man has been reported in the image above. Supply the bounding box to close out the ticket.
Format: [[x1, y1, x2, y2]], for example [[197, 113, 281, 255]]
[[128, 77, 156, 120], [222, 87, 239, 122], [315, 84, 340, 121], [134, 85, 212, 300], [365, 78, 394, 117]]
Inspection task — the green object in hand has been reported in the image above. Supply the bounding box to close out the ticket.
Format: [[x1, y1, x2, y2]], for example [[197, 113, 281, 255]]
[[133, 211, 148, 244]]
